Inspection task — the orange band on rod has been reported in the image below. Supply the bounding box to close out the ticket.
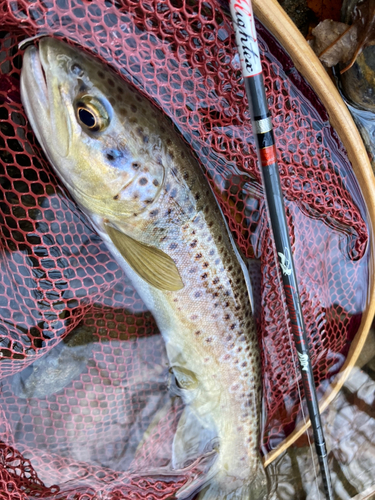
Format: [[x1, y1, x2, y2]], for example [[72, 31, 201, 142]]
[[259, 144, 277, 166]]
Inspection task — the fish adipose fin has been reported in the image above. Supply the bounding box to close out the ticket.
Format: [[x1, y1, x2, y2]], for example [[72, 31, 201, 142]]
[[104, 223, 184, 291]]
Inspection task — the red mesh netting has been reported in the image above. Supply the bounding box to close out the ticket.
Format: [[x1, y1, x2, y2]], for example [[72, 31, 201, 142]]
[[0, 0, 371, 497]]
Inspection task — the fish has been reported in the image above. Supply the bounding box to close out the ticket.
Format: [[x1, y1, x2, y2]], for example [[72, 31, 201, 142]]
[[20, 37, 267, 500]]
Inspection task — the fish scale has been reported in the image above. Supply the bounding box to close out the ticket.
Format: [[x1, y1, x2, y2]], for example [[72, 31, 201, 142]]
[[20, 36, 267, 499]]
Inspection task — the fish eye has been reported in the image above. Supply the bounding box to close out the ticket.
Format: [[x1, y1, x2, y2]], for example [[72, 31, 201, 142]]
[[74, 95, 110, 132]]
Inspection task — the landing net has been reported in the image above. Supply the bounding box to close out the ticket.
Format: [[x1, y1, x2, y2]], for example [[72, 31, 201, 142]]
[[0, 0, 371, 497]]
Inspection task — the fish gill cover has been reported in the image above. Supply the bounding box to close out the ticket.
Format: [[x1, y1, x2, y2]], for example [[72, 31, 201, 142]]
[[0, 0, 371, 497]]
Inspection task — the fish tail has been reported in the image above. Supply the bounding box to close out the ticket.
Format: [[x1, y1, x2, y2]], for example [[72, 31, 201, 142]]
[[178, 462, 268, 500]]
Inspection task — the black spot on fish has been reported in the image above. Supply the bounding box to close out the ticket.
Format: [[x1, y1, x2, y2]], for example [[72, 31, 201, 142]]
[[169, 243, 178, 250], [132, 162, 140, 170], [194, 292, 201, 298], [131, 104, 137, 113], [139, 178, 148, 186], [195, 192, 200, 201], [190, 240, 197, 248], [71, 63, 84, 76], [201, 273, 207, 279], [150, 209, 159, 217], [195, 330, 201, 336], [183, 172, 189, 181], [213, 277, 219, 284], [117, 86, 124, 94], [105, 149, 123, 162], [98, 71, 105, 79], [205, 337, 212, 343], [195, 253, 202, 259]]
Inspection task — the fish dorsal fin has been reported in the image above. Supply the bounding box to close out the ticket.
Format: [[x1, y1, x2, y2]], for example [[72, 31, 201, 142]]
[[104, 222, 184, 291]]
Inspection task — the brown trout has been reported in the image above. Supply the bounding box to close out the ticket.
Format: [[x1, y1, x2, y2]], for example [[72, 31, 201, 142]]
[[20, 37, 267, 500]]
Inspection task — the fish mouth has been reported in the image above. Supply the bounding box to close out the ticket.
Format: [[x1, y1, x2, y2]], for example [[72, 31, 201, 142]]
[[21, 44, 49, 115], [20, 42, 53, 160], [21, 39, 74, 168]]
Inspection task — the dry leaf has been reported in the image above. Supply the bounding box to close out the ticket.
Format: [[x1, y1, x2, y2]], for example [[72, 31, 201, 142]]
[[311, 19, 359, 67]]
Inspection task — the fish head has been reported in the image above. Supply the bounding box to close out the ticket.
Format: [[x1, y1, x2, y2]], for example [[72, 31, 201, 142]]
[[21, 37, 165, 219]]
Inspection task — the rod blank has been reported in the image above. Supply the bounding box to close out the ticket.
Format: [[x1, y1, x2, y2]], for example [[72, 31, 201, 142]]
[[229, 1, 334, 498]]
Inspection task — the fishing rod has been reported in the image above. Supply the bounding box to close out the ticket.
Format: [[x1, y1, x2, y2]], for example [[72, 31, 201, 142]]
[[228, 1, 334, 498]]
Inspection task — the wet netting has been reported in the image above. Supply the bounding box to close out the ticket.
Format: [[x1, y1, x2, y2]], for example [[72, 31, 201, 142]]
[[0, 0, 371, 497]]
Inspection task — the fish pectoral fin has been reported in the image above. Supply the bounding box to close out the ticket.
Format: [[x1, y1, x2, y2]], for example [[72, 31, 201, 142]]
[[104, 223, 184, 291], [172, 405, 218, 469]]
